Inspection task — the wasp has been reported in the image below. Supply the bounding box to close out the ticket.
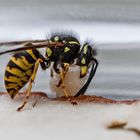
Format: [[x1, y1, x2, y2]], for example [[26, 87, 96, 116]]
[[0, 33, 98, 111]]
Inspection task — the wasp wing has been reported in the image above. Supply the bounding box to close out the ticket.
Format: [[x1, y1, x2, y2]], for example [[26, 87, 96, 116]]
[[0, 41, 64, 55], [0, 40, 49, 46]]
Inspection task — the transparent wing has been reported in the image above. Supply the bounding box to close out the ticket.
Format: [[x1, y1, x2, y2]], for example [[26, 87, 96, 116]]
[[0, 40, 49, 46], [0, 40, 64, 55]]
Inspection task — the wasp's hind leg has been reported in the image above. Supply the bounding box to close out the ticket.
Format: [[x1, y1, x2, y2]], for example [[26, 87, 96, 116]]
[[17, 58, 43, 111]]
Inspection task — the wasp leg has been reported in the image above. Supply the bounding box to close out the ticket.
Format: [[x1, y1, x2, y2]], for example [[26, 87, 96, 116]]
[[50, 68, 54, 78], [59, 64, 78, 105], [32, 100, 38, 108], [17, 58, 43, 111], [59, 69, 69, 98], [57, 63, 69, 87], [75, 58, 98, 97]]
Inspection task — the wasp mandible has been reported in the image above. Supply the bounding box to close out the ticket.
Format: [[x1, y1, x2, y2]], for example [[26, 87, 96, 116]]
[[0, 33, 98, 111]]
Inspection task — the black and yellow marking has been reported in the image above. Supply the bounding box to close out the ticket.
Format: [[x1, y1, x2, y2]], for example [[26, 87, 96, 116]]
[[46, 48, 52, 57], [17, 58, 43, 111], [64, 47, 70, 53], [54, 36, 59, 41], [68, 41, 80, 45], [4, 49, 40, 98], [1, 33, 98, 111]]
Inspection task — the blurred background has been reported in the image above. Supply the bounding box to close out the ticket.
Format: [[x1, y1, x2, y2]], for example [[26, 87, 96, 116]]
[[0, 0, 140, 99]]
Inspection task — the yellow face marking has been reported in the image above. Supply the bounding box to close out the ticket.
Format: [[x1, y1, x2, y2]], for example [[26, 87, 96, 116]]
[[54, 36, 59, 41], [81, 58, 86, 65], [46, 48, 52, 57], [26, 50, 37, 60], [64, 47, 70, 53], [68, 41, 79, 45], [81, 66, 88, 77], [83, 45, 88, 54]]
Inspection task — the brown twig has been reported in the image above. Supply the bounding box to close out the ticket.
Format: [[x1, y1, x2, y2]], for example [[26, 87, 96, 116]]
[[107, 121, 140, 137]]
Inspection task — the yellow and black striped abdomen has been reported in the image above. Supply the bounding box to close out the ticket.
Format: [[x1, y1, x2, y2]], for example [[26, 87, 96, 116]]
[[4, 49, 39, 98]]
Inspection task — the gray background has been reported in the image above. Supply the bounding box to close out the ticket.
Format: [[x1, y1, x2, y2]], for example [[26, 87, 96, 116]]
[[0, 0, 140, 25]]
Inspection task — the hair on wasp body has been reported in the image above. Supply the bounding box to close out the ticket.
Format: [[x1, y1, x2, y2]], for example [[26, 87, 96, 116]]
[[0, 32, 98, 111]]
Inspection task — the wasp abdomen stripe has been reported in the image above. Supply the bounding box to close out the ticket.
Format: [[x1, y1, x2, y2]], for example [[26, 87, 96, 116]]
[[13, 49, 39, 64], [26, 50, 38, 61], [4, 50, 39, 98]]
